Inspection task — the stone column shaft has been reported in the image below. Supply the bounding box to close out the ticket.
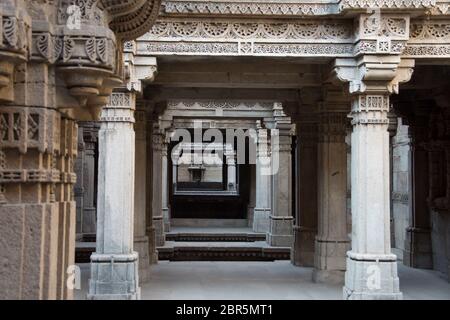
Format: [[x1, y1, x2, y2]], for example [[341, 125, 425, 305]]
[[344, 94, 402, 300], [152, 127, 165, 246], [161, 140, 171, 232], [253, 125, 271, 233], [268, 123, 294, 247], [404, 120, 432, 269], [134, 109, 151, 283], [313, 112, 350, 284], [88, 92, 140, 300], [146, 118, 158, 264], [292, 119, 318, 267]]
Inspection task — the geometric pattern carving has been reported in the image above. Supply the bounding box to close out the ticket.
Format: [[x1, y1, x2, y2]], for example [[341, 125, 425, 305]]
[[167, 100, 274, 109], [148, 20, 353, 40], [350, 95, 390, 126], [161, 1, 335, 16]]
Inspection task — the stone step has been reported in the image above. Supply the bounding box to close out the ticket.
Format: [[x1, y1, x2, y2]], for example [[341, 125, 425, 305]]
[[165, 232, 266, 242], [158, 244, 290, 261], [75, 241, 290, 262]]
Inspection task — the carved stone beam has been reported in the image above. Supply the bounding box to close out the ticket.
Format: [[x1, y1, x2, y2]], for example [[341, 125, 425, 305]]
[[338, 0, 435, 13]]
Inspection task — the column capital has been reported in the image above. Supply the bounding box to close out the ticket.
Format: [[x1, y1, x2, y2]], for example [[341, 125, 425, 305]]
[[332, 56, 414, 95], [350, 94, 391, 126], [101, 91, 136, 123]]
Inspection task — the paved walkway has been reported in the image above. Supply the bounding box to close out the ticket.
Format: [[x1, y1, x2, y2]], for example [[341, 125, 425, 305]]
[[75, 261, 450, 300]]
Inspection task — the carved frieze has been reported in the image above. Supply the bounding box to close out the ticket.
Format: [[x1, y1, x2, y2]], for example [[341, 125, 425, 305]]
[[142, 19, 355, 56], [167, 100, 274, 110], [161, 0, 337, 16], [147, 20, 353, 40], [405, 20, 450, 56], [159, 0, 438, 17]]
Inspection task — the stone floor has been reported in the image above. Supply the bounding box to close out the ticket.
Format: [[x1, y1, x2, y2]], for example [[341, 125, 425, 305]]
[[75, 261, 450, 300]]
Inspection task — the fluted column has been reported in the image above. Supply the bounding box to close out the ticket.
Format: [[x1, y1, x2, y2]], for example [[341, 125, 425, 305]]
[[344, 94, 401, 299], [253, 122, 272, 233], [88, 91, 140, 300], [292, 118, 318, 267], [133, 109, 151, 282], [313, 111, 350, 284]]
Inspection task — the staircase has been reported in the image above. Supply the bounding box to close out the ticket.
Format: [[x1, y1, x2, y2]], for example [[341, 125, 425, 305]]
[[159, 227, 290, 261]]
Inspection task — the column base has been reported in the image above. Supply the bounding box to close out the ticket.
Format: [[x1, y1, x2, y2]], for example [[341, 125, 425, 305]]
[[253, 208, 270, 233], [343, 252, 402, 300], [87, 252, 141, 300], [291, 226, 316, 267], [134, 236, 151, 283], [313, 238, 350, 283], [163, 208, 171, 232], [268, 216, 293, 247], [153, 216, 165, 247], [403, 227, 433, 269]]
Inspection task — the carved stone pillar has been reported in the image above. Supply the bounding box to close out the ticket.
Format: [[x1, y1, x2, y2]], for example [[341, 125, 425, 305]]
[[0, 65, 77, 300], [152, 125, 165, 247], [0, 0, 161, 301], [334, 54, 414, 299], [88, 91, 140, 300], [313, 111, 350, 284], [404, 118, 433, 269], [292, 117, 318, 267], [268, 105, 294, 247], [344, 94, 401, 299], [253, 122, 272, 233], [134, 109, 151, 283]]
